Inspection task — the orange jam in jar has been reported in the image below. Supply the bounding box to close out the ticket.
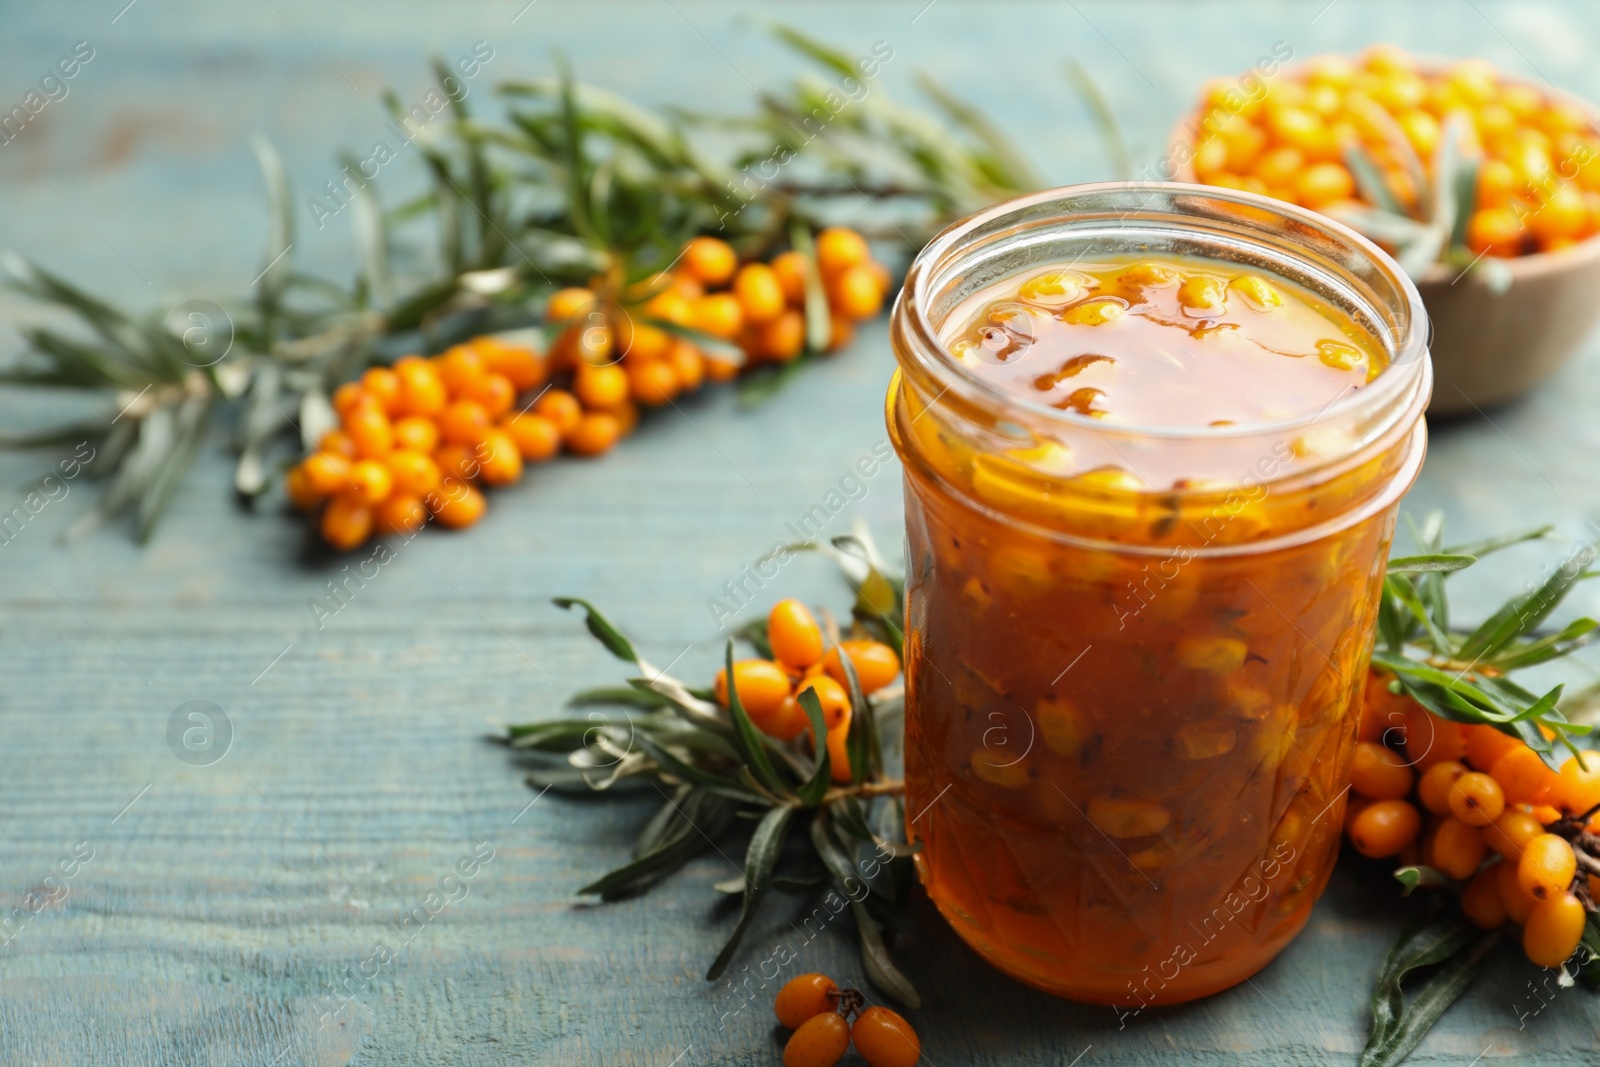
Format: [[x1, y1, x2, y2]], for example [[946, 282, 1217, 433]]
[[887, 184, 1431, 1006]]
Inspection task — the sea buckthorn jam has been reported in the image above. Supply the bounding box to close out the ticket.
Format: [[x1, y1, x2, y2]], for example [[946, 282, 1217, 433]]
[[887, 185, 1431, 1006]]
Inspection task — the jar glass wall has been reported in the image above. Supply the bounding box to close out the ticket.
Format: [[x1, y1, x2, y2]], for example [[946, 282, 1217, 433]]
[[887, 183, 1431, 1005]]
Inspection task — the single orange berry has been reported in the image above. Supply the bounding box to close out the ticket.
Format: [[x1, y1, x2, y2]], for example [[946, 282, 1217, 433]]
[[533, 389, 583, 435], [825, 719, 853, 784], [438, 400, 493, 447], [475, 339, 546, 391], [680, 236, 738, 287], [475, 429, 523, 486], [428, 478, 487, 529], [1449, 771, 1506, 827], [704, 355, 740, 382], [851, 1005, 921, 1067], [343, 405, 394, 458], [574, 363, 630, 410], [435, 345, 487, 396], [773, 973, 838, 1029], [346, 459, 394, 506], [755, 308, 806, 362], [1524, 891, 1587, 968], [783, 1011, 850, 1067], [1466, 207, 1525, 256], [1518, 834, 1577, 901], [734, 262, 786, 325], [1417, 761, 1468, 815], [830, 262, 886, 320], [796, 675, 851, 732], [1485, 808, 1547, 861], [627, 360, 681, 407], [827, 312, 855, 353], [384, 449, 441, 497], [320, 494, 373, 550], [317, 429, 359, 459], [763, 695, 811, 743], [395, 359, 447, 417], [713, 659, 792, 719], [284, 465, 322, 510], [816, 227, 869, 276], [300, 452, 353, 497], [546, 287, 596, 323], [617, 317, 672, 363], [670, 341, 705, 392], [359, 367, 402, 413], [768, 599, 824, 670], [1490, 746, 1558, 805], [1347, 799, 1421, 859], [772, 250, 809, 304], [459, 372, 516, 418], [822, 640, 901, 694], [503, 412, 562, 461], [331, 381, 369, 418], [1498, 859, 1539, 925], [392, 414, 441, 454], [435, 444, 480, 484], [1430, 816, 1488, 881], [1461, 864, 1509, 929], [1402, 706, 1467, 772], [689, 292, 745, 340], [1464, 725, 1522, 773], [565, 412, 622, 457], [1554, 752, 1600, 814], [1350, 741, 1415, 800], [374, 493, 427, 536]]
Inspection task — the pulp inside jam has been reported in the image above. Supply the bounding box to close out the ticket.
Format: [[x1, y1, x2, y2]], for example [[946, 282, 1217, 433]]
[[896, 254, 1407, 1006], [943, 258, 1386, 429]]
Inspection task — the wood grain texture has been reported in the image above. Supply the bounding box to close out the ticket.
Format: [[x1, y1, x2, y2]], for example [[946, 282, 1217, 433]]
[[1, 1, 1598, 1063]]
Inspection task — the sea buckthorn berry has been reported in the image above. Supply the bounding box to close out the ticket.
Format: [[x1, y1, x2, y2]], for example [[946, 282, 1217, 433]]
[[1315, 339, 1366, 372], [783, 1009, 850, 1067], [344, 405, 394, 458], [670, 341, 706, 391], [475, 429, 523, 487], [1228, 275, 1283, 311], [644, 288, 693, 327], [301, 452, 353, 497], [1462, 865, 1509, 929], [1177, 275, 1227, 314], [1116, 262, 1176, 289], [816, 227, 869, 276], [1555, 752, 1600, 814], [1348, 799, 1421, 859], [575, 323, 614, 365], [392, 415, 440, 454], [436, 444, 480, 484], [385, 449, 441, 497], [764, 695, 810, 743], [626, 360, 680, 407], [970, 746, 1030, 789], [704, 355, 740, 382], [797, 675, 851, 731], [772, 250, 809, 304], [360, 367, 402, 414], [1518, 834, 1577, 901], [689, 292, 745, 340], [533, 389, 582, 435], [320, 495, 373, 550], [1037, 695, 1093, 760], [714, 659, 792, 719], [346, 459, 394, 506], [428, 478, 486, 529], [1498, 859, 1539, 925], [1175, 636, 1248, 674], [826, 719, 853, 784], [1343, 795, 1373, 836], [1529, 185, 1589, 242], [331, 381, 368, 418], [680, 236, 738, 287], [504, 412, 561, 462], [1464, 725, 1522, 773], [831, 263, 886, 320], [1431, 816, 1488, 881], [565, 412, 622, 456], [1490, 746, 1557, 805], [1485, 808, 1546, 861], [574, 363, 629, 410], [460, 372, 515, 417], [1449, 771, 1506, 827], [317, 429, 359, 459], [1350, 741, 1416, 800], [1467, 207, 1525, 256], [1417, 761, 1468, 815], [1402, 706, 1468, 772], [618, 318, 671, 363], [774, 973, 838, 1029], [1171, 720, 1238, 760], [1060, 297, 1126, 327], [547, 287, 596, 323], [1018, 269, 1092, 307], [852, 1005, 921, 1067], [476, 339, 546, 391], [1524, 892, 1587, 968], [1296, 162, 1356, 208], [734, 263, 786, 325], [827, 312, 855, 352], [768, 599, 824, 670], [284, 466, 321, 510], [436, 345, 487, 396], [395, 359, 447, 417], [822, 640, 901, 694], [756, 309, 807, 363], [438, 400, 492, 447], [374, 493, 427, 537], [1087, 796, 1171, 838]]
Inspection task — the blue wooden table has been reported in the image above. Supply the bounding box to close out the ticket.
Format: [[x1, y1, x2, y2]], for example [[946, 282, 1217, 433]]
[[3, 1, 1600, 1063]]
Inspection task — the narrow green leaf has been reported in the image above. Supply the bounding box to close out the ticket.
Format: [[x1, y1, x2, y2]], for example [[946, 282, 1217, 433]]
[[629, 730, 762, 802], [723, 642, 788, 797], [706, 805, 792, 980], [553, 597, 638, 662], [1441, 526, 1551, 561], [567, 685, 673, 709], [833, 642, 880, 786], [850, 897, 922, 1008], [1342, 144, 1407, 218], [1393, 865, 1454, 895], [795, 687, 831, 807], [1360, 931, 1499, 1067], [1459, 543, 1596, 662], [1491, 617, 1599, 671], [1387, 554, 1476, 576]]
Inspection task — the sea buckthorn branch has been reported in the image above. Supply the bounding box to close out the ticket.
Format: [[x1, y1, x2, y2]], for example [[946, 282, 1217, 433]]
[[505, 567, 919, 998]]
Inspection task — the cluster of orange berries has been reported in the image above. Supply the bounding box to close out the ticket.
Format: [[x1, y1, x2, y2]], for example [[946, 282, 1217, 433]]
[[284, 229, 889, 550], [1192, 46, 1600, 256], [547, 228, 889, 384], [713, 599, 900, 783], [1344, 671, 1600, 970], [775, 973, 919, 1067]]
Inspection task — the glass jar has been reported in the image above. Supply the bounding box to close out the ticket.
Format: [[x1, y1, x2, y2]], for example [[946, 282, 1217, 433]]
[[886, 183, 1430, 1006]]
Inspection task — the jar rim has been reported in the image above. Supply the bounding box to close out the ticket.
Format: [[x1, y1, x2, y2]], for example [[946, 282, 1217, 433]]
[[896, 180, 1431, 442]]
